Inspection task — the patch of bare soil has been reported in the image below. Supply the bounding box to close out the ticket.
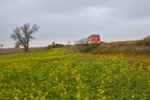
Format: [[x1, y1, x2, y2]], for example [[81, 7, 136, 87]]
[[0, 47, 45, 56]]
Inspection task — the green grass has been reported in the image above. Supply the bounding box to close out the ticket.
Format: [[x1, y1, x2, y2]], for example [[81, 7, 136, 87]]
[[125, 55, 150, 66], [0, 48, 149, 99]]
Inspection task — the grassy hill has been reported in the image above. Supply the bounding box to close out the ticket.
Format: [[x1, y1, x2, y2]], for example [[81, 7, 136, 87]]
[[0, 48, 149, 99], [111, 35, 150, 47]]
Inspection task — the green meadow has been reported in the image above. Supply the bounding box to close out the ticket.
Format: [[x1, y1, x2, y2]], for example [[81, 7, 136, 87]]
[[0, 48, 149, 100]]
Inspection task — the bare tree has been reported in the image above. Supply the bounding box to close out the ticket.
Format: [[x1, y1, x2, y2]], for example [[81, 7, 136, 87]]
[[0, 44, 3, 48], [11, 23, 39, 52]]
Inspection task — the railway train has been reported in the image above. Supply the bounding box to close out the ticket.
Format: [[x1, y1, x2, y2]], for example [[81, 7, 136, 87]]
[[74, 34, 100, 45]]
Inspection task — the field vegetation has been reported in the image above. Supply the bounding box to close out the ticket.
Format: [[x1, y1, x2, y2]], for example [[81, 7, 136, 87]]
[[0, 47, 149, 99], [76, 39, 150, 66]]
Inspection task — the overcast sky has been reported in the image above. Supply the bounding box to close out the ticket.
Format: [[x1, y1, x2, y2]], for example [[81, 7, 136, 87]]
[[0, 0, 150, 47]]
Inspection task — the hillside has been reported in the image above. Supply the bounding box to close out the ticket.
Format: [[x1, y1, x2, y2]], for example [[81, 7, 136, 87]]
[[0, 48, 149, 99], [112, 35, 150, 47]]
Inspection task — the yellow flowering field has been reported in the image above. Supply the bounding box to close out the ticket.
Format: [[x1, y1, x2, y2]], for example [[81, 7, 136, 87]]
[[0, 48, 149, 100]]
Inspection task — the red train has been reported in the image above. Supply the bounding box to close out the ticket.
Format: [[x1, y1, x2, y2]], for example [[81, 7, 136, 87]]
[[88, 34, 100, 44], [74, 34, 100, 45]]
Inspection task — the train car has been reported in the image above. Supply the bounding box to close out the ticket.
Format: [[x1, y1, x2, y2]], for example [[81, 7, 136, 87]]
[[74, 34, 100, 45], [74, 38, 88, 45], [88, 34, 100, 44]]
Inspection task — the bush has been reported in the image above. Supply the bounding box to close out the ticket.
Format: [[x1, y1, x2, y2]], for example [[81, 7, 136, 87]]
[[77, 43, 100, 53], [47, 44, 64, 49]]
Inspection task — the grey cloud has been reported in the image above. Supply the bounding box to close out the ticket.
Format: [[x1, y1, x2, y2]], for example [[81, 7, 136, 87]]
[[0, 0, 150, 47], [109, 0, 150, 20]]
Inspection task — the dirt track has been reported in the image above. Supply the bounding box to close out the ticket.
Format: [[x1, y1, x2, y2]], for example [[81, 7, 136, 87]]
[[0, 47, 44, 56]]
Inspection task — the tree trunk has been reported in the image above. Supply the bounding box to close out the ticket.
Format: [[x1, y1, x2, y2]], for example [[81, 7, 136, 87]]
[[24, 45, 29, 52]]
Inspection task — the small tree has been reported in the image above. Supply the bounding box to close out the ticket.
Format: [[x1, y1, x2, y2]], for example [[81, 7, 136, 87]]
[[11, 23, 39, 52], [143, 35, 150, 46], [0, 44, 3, 48]]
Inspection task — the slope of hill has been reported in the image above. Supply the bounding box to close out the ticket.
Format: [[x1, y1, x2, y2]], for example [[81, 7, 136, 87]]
[[112, 35, 150, 47], [0, 48, 149, 99]]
